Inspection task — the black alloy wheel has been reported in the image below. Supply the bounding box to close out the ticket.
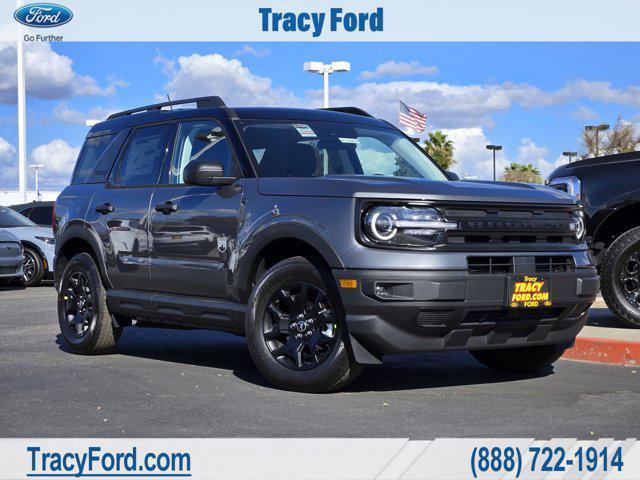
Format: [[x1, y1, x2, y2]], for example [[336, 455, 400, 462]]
[[61, 271, 95, 338], [601, 226, 640, 328], [22, 247, 44, 286], [263, 283, 339, 371], [22, 250, 36, 283], [619, 249, 640, 309]]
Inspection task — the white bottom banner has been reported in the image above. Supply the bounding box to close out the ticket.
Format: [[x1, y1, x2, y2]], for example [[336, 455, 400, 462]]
[[0, 438, 638, 479]]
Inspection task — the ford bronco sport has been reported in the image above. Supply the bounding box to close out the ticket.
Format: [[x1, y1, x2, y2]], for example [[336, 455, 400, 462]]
[[54, 96, 598, 392]]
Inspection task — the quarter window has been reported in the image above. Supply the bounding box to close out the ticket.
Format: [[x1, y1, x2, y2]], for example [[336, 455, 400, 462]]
[[72, 134, 115, 184], [117, 125, 172, 187]]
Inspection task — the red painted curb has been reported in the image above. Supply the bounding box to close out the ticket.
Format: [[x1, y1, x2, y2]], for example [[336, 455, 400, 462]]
[[562, 337, 640, 367]]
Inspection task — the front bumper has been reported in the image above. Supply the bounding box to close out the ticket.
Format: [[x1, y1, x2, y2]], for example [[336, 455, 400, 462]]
[[0, 256, 23, 280], [333, 267, 599, 360]]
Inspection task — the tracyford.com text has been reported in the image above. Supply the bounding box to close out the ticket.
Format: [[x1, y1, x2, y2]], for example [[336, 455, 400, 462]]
[[27, 445, 191, 477]]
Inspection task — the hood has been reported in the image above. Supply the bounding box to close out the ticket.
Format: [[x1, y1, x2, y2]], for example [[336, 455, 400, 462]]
[[0, 229, 20, 242], [258, 176, 577, 205], [4, 226, 54, 242], [548, 151, 640, 180]]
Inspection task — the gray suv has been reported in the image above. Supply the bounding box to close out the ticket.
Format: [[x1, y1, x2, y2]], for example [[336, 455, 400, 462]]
[[54, 96, 598, 392]]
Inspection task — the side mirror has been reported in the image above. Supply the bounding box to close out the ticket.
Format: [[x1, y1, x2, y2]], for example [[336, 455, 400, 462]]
[[183, 160, 237, 186], [446, 170, 460, 181]]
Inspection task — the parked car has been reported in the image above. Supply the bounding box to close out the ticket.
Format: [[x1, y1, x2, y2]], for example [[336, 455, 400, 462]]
[[0, 206, 55, 286], [0, 229, 24, 287], [10, 201, 55, 227], [54, 96, 598, 392], [548, 151, 640, 328]]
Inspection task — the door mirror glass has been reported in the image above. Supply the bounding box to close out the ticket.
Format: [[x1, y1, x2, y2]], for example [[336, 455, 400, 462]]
[[183, 160, 236, 186]]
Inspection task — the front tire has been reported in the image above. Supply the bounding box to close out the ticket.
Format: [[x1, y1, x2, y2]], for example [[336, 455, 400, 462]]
[[601, 226, 640, 328], [471, 344, 567, 373], [245, 256, 362, 393], [22, 247, 45, 287], [57, 252, 121, 354]]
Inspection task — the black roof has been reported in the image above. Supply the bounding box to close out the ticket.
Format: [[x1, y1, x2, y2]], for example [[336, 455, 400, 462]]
[[88, 105, 391, 137]]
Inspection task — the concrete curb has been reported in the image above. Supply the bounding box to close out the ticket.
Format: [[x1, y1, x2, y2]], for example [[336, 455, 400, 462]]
[[562, 336, 640, 367]]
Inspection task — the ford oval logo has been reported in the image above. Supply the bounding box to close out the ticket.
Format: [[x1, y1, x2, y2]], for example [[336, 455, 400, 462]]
[[14, 3, 73, 28]]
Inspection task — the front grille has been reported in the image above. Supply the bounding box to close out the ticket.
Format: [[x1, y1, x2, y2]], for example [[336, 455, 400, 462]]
[[534, 256, 574, 273], [442, 205, 577, 248], [463, 308, 564, 324], [415, 310, 453, 326], [468, 256, 513, 274], [467, 255, 574, 274]]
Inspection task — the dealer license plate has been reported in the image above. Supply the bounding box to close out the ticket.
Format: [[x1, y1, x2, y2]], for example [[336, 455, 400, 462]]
[[509, 275, 553, 308]]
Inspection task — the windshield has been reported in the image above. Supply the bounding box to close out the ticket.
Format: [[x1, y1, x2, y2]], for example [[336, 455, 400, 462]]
[[239, 120, 448, 181], [0, 206, 37, 228]]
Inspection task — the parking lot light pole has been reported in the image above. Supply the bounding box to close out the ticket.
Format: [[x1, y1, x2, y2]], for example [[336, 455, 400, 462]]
[[486, 144, 502, 181], [563, 151, 578, 163], [585, 124, 609, 157], [30, 164, 43, 201], [303, 61, 351, 108]]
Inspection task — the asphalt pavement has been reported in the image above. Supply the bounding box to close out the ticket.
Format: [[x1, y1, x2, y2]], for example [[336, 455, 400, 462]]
[[1, 285, 638, 438]]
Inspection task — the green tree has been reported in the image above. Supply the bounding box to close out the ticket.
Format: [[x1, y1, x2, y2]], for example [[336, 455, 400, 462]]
[[500, 163, 543, 184], [423, 131, 455, 170]]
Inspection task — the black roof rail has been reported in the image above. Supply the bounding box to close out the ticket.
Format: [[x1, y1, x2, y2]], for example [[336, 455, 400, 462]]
[[320, 106, 374, 118], [107, 96, 226, 120]]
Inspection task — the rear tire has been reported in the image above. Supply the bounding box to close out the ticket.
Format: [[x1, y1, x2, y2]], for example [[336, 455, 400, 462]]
[[57, 252, 121, 354], [600, 226, 640, 328], [22, 247, 45, 287], [245, 256, 362, 393], [471, 344, 567, 373]]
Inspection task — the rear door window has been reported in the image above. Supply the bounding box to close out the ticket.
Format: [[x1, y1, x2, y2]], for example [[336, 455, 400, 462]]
[[116, 125, 173, 187]]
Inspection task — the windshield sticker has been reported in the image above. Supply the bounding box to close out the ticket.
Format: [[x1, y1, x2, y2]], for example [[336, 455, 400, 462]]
[[339, 137, 360, 144], [293, 123, 317, 138]]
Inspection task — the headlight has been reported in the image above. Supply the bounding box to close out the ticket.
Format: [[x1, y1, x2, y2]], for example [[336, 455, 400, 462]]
[[547, 176, 581, 200], [570, 210, 586, 242], [35, 236, 55, 245], [362, 205, 458, 248]]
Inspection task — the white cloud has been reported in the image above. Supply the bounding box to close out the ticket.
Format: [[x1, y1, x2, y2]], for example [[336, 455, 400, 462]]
[[52, 103, 115, 125], [30, 139, 80, 188], [0, 43, 126, 103], [441, 127, 509, 180], [571, 105, 599, 120], [233, 45, 271, 58], [0, 136, 17, 187], [441, 130, 569, 181], [360, 60, 438, 79], [156, 52, 298, 106]]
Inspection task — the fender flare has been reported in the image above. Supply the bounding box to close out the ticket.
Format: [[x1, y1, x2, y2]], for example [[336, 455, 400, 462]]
[[235, 220, 344, 301], [55, 221, 112, 289], [592, 197, 640, 246]]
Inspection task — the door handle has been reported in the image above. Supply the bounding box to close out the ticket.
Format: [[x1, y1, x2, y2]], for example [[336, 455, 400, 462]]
[[155, 201, 178, 215], [95, 203, 114, 215]]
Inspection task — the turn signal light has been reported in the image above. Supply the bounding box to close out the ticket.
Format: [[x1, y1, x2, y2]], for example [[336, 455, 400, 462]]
[[339, 279, 358, 289]]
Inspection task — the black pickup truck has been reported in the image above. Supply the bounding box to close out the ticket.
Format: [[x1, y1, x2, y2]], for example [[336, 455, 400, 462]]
[[548, 151, 640, 328]]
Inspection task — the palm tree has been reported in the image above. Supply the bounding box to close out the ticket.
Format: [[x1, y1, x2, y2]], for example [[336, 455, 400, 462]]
[[501, 163, 543, 184], [423, 131, 455, 170]]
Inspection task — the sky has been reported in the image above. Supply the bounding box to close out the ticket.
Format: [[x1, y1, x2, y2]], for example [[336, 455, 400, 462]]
[[0, 42, 639, 190]]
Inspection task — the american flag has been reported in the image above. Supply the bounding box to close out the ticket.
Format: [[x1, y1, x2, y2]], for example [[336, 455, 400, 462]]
[[398, 100, 426, 133]]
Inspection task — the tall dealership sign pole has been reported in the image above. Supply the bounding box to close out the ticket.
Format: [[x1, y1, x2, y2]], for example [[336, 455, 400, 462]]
[[303, 61, 351, 108], [17, 1, 27, 202]]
